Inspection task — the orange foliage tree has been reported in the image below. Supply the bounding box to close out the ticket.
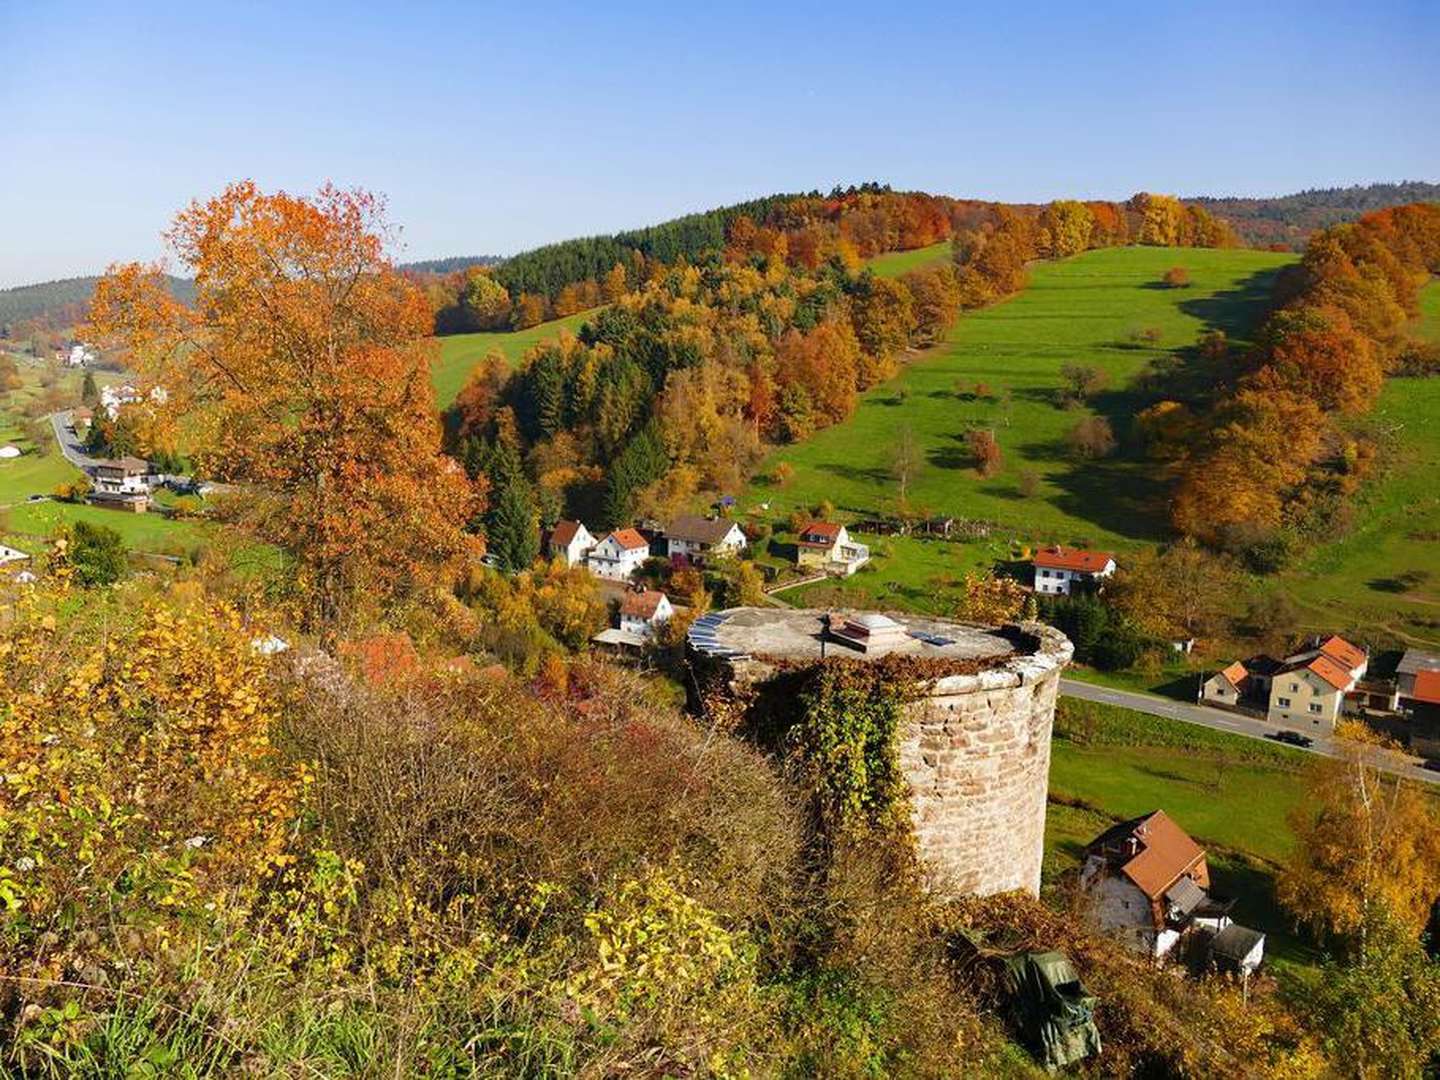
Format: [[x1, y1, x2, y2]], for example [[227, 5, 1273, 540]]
[[89, 182, 481, 630]]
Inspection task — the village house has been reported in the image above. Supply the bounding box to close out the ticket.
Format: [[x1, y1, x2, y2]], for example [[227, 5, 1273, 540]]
[[1079, 811, 1260, 973], [1266, 635, 1368, 731], [1199, 654, 1283, 710], [664, 515, 747, 563], [0, 543, 28, 566], [618, 588, 673, 640], [88, 456, 152, 512], [1032, 545, 1116, 596], [794, 520, 870, 576], [586, 528, 650, 581], [545, 519, 595, 568]]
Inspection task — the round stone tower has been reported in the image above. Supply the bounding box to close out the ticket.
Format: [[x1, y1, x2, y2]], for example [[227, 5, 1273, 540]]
[[686, 607, 1073, 897]]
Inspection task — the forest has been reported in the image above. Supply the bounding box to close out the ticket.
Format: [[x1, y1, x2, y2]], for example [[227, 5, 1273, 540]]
[[1190, 181, 1440, 248]]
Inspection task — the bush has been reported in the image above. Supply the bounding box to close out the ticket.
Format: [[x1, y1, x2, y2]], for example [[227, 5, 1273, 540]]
[[68, 519, 128, 586], [1162, 266, 1191, 288]]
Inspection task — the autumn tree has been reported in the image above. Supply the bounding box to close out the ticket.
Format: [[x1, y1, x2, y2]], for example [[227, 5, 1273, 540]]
[[1058, 363, 1108, 406], [966, 428, 1003, 477], [1108, 543, 1234, 641], [1037, 200, 1095, 258], [459, 269, 512, 330], [1065, 416, 1116, 458], [1279, 747, 1440, 947], [954, 572, 1035, 623], [89, 182, 480, 631], [1162, 266, 1190, 288]]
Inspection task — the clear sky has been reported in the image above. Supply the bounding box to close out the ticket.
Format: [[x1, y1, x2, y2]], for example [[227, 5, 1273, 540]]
[[1, 0, 1437, 287]]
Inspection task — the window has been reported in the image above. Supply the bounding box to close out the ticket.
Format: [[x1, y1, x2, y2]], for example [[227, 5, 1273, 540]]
[[1277, 697, 1292, 708], [1290, 682, 1299, 693], [1309, 703, 1322, 714]]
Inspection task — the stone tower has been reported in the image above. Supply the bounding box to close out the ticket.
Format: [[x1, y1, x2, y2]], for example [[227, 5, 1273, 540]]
[[686, 607, 1073, 897]]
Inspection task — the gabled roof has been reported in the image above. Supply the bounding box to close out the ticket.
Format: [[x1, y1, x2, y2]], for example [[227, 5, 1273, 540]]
[[1304, 654, 1354, 691], [550, 519, 588, 548], [666, 515, 742, 545], [798, 520, 842, 543], [1411, 670, 1440, 706], [1211, 923, 1266, 963], [620, 589, 669, 619], [599, 528, 649, 552], [1318, 635, 1366, 671], [95, 455, 150, 474], [1217, 661, 1248, 689], [1034, 545, 1115, 573], [1086, 810, 1205, 901]]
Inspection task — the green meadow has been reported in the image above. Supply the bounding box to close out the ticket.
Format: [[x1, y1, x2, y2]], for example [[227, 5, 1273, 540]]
[[865, 240, 950, 279], [748, 245, 1293, 547], [1272, 281, 1440, 645], [432, 308, 595, 407]]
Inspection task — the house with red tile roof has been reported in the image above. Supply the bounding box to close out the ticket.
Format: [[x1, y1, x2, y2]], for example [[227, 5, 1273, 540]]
[[544, 519, 595, 568], [586, 528, 651, 581], [618, 588, 673, 639], [1080, 811, 1256, 965], [1032, 545, 1116, 596], [794, 520, 870, 576], [1266, 634, 1368, 731]]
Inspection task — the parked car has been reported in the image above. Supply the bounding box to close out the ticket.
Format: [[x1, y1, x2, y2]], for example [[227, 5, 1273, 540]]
[[1269, 730, 1315, 749], [1421, 759, 1440, 773]]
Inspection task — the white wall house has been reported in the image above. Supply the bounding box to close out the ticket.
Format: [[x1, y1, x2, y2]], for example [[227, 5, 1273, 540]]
[[618, 589, 673, 639], [1033, 545, 1116, 595], [795, 521, 870, 576], [587, 528, 650, 581], [664, 515, 747, 562], [1267, 636, 1367, 731], [89, 457, 152, 512], [546, 520, 596, 568]]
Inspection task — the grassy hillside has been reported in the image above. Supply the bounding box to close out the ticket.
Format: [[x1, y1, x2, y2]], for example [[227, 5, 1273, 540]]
[[747, 247, 1291, 587], [431, 308, 596, 407], [1272, 280, 1440, 644], [866, 240, 950, 279]]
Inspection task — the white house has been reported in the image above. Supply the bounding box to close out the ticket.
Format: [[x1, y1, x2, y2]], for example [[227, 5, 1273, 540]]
[[98, 383, 167, 421], [795, 521, 870, 576], [66, 343, 97, 368], [1266, 635, 1368, 731], [88, 457, 152, 512], [546, 519, 595, 568], [664, 515, 747, 562], [1, 543, 31, 566], [1032, 545, 1117, 595], [1080, 810, 1235, 961], [587, 528, 651, 581], [618, 588, 673, 639]]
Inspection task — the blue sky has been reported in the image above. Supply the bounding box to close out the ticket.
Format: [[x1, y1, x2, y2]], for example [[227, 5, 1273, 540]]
[[1, 0, 1436, 287]]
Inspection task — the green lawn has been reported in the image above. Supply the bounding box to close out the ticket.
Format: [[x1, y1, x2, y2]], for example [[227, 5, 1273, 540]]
[[748, 246, 1293, 549], [1044, 699, 1321, 975], [432, 309, 597, 407], [866, 241, 950, 279]]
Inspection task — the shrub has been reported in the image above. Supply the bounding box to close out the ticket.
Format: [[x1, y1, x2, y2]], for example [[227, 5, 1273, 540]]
[[1162, 266, 1191, 288]]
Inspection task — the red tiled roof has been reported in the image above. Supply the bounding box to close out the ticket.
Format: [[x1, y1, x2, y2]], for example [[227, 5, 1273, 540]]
[[620, 589, 668, 619], [1306, 654, 1355, 691], [550, 520, 585, 547], [1411, 670, 1440, 706], [604, 528, 649, 551], [1219, 661, 1248, 688], [1102, 811, 1206, 900], [1034, 545, 1114, 573], [1318, 635, 1366, 672]]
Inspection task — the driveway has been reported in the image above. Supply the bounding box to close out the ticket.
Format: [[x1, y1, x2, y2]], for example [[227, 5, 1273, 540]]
[[1059, 678, 1439, 786]]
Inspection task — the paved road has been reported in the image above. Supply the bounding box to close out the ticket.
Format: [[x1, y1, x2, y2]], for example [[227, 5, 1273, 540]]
[[49, 410, 100, 474], [1059, 677, 1440, 787]]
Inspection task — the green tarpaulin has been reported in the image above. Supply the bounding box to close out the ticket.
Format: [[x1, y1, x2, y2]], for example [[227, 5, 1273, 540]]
[[1000, 950, 1102, 1072]]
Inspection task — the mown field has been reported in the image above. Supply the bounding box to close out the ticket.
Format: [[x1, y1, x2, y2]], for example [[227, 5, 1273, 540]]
[[865, 240, 950, 279], [1042, 699, 1321, 976]]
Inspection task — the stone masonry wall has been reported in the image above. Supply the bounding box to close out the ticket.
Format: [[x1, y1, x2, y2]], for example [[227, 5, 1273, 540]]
[[898, 650, 1067, 897]]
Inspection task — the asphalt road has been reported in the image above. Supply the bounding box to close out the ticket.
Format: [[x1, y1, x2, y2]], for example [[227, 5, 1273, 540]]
[[49, 410, 100, 473], [1060, 677, 1440, 787]]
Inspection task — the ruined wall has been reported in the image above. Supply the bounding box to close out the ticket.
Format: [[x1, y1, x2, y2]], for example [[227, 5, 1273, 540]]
[[899, 631, 1070, 896]]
